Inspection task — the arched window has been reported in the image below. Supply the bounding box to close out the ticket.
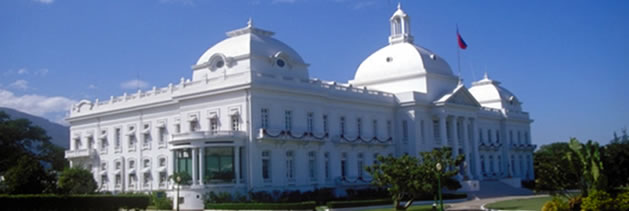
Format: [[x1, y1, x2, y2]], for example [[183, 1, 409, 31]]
[[341, 152, 347, 178], [324, 152, 330, 180]]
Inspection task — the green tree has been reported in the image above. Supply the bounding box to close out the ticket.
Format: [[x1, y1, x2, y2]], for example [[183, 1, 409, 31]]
[[567, 138, 606, 196], [366, 154, 429, 210], [0, 111, 53, 173], [2, 155, 54, 194], [365, 147, 463, 211], [57, 167, 97, 194], [601, 139, 629, 189], [534, 142, 581, 196], [418, 147, 465, 192]]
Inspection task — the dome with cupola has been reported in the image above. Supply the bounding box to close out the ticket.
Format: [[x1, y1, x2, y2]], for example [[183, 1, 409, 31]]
[[192, 19, 309, 81], [469, 73, 523, 111], [350, 4, 458, 99]]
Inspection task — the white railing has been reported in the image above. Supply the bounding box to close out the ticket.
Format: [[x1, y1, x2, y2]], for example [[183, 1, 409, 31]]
[[64, 148, 93, 159], [170, 130, 247, 142], [71, 71, 395, 116]]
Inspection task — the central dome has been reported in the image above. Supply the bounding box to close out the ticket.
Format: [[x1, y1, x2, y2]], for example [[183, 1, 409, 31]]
[[349, 5, 458, 98], [353, 42, 454, 82]]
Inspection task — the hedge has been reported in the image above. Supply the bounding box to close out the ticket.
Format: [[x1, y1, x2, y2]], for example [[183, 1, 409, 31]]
[[205, 201, 316, 210], [0, 194, 150, 211], [326, 193, 467, 209], [326, 198, 392, 208]]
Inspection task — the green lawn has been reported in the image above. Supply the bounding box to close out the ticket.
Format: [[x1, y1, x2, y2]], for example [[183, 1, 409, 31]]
[[484, 196, 552, 210], [364, 204, 433, 211]]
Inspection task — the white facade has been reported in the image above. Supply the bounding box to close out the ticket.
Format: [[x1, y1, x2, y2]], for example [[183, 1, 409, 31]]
[[65, 5, 534, 208]]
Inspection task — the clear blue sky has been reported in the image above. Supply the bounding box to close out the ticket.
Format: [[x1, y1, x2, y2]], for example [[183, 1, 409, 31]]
[[1, 0, 627, 146]]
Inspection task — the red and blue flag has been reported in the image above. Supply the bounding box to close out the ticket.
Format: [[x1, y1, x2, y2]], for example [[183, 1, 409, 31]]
[[457, 28, 468, 50]]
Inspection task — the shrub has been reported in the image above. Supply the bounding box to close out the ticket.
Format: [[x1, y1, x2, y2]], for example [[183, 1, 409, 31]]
[[150, 191, 172, 210], [326, 198, 392, 208], [568, 195, 582, 211], [0, 194, 150, 211], [248, 191, 274, 202], [541, 197, 569, 211], [616, 191, 629, 211], [581, 190, 617, 211], [205, 201, 316, 210], [206, 191, 233, 203]]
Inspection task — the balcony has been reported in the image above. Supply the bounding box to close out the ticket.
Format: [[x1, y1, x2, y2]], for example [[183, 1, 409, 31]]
[[170, 130, 247, 144], [510, 143, 537, 152], [65, 148, 94, 159], [478, 143, 502, 151], [257, 128, 328, 145]]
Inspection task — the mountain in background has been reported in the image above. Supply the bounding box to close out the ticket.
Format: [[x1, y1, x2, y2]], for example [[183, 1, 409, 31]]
[[0, 107, 69, 149]]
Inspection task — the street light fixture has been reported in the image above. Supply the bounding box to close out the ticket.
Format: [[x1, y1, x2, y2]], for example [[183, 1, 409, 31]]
[[176, 175, 182, 211], [436, 163, 444, 211]]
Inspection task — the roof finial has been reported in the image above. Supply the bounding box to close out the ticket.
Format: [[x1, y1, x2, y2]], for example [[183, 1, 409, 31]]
[[458, 77, 463, 86], [397, 2, 401, 10], [483, 72, 489, 79], [247, 17, 253, 28]]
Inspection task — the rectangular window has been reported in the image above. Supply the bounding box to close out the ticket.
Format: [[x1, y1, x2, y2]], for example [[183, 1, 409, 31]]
[[143, 172, 151, 187], [231, 115, 240, 131], [496, 130, 500, 143], [129, 160, 135, 169], [159, 172, 167, 187], [402, 120, 408, 143], [115, 161, 121, 170], [101, 163, 107, 171], [101, 137, 108, 151], [307, 112, 314, 133], [261, 108, 269, 129], [175, 123, 181, 133], [372, 120, 378, 138], [190, 120, 200, 132], [357, 118, 362, 137], [509, 130, 513, 145], [285, 151, 295, 181], [373, 153, 380, 165], [420, 120, 425, 144], [262, 151, 271, 182], [203, 147, 235, 183], [159, 158, 166, 167], [517, 131, 522, 144], [340, 117, 346, 136], [341, 153, 347, 178], [479, 129, 484, 143], [488, 129, 492, 143], [432, 120, 441, 141], [101, 175, 108, 187], [239, 147, 245, 180], [324, 152, 330, 180], [284, 110, 292, 131], [115, 128, 121, 150], [128, 135, 136, 150], [158, 127, 166, 144], [143, 159, 150, 168], [323, 115, 329, 134], [210, 118, 218, 133], [524, 132, 529, 144], [175, 149, 192, 176], [143, 133, 151, 148], [308, 151, 316, 181], [357, 153, 364, 178], [387, 120, 392, 138]]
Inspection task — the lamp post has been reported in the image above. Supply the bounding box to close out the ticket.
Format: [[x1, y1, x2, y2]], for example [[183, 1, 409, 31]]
[[176, 175, 182, 211], [436, 163, 444, 211]]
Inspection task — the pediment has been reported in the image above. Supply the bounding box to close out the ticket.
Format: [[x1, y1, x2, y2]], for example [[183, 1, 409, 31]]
[[434, 85, 481, 107]]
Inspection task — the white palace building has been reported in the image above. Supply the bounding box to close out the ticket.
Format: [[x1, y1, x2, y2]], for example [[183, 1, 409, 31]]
[[65, 5, 535, 209]]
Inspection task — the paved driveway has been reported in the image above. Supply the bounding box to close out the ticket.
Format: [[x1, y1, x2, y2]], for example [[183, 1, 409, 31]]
[[446, 194, 549, 211]]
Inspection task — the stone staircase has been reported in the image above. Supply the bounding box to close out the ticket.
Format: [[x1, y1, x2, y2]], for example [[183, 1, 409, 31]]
[[464, 180, 533, 199]]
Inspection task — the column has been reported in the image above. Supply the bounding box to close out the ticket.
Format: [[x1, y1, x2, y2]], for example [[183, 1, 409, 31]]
[[439, 115, 447, 147], [199, 147, 204, 185], [472, 118, 483, 180], [235, 146, 241, 185], [192, 148, 198, 185], [451, 117, 459, 157], [462, 118, 471, 179]]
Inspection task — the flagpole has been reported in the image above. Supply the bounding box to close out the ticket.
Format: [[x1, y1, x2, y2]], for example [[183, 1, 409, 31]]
[[457, 25, 461, 79]]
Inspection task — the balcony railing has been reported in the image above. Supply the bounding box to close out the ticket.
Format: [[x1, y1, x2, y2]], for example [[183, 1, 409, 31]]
[[510, 143, 537, 151], [170, 130, 247, 144], [65, 148, 94, 159]]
